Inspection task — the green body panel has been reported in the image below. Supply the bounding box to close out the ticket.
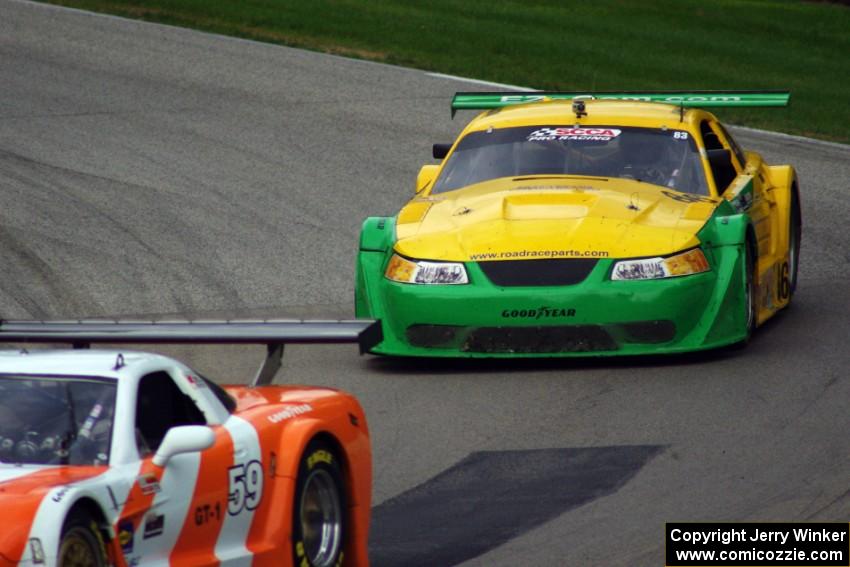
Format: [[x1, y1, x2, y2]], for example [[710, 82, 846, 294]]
[[355, 210, 753, 358], [452, 91, 791, 114], [356, 217, 396, 318], [359, 216, 396, 251]]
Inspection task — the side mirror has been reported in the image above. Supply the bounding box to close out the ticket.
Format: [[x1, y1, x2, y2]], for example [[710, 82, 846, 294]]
[[416, 165, 439, 194], [432, 143, 452, 160], [153, 425, 215, 467]]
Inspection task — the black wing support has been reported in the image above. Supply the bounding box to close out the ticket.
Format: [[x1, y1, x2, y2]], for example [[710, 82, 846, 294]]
[[0, 319, 382, 387]]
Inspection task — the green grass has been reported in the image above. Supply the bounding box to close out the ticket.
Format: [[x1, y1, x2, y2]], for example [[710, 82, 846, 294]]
[[40, 0, 850, 143]]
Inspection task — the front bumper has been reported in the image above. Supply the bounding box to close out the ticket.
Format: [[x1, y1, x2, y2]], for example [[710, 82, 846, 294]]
[[355, 245, 749, 358]]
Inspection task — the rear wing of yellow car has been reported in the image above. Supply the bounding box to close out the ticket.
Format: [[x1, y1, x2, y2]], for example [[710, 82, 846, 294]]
[[0, 319, 382, 386], [451, 90, 790, 116]]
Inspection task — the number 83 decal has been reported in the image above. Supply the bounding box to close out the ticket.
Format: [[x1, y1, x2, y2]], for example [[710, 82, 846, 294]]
[[228, 460, 264, 515]]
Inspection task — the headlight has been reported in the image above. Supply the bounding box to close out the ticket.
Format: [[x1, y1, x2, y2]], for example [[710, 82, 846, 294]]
[[611, 248, 709, 281], [385, 254, 469, 284]]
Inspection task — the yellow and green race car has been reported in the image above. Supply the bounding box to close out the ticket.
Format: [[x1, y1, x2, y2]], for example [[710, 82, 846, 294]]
[[355, 91, 801, 357]]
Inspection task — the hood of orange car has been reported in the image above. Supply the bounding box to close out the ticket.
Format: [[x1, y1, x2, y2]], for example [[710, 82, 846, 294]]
[[393, 176, 720, 261]]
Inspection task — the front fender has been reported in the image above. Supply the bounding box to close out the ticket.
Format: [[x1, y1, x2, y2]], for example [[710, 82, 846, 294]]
[[359, 216, 396, 252], [252, 399, 371, 566], [695, 211, 754, 343], [700, 211, 750, 247], [356, 217, 395, 322], [22, 485, 115, 567]]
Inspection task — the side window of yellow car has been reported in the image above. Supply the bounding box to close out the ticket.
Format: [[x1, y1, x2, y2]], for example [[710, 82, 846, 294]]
[[706, 120, 773, 261], [713, 122, 748, 171], [699, 120, 740, 194]]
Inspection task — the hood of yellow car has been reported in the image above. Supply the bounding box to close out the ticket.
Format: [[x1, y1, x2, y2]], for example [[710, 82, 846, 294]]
[[394, 176, 720, 261]]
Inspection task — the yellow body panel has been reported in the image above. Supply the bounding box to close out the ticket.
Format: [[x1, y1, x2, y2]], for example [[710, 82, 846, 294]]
[[396, 177, 717, 261], [400, 99, 732, 261], [391, 98, 798, 327]]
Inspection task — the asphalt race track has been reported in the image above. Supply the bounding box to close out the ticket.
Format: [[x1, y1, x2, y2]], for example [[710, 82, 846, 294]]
[[2, 2, 849, 565]]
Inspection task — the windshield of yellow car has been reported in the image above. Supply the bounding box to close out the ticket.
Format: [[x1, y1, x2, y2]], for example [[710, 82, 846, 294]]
[[0, 375, 116, 466], [432, 125, 708, 195]]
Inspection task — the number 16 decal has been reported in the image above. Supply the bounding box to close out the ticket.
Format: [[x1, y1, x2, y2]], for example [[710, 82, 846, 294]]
[[777, 261, 790, 301], [228, 460, 263, 515]]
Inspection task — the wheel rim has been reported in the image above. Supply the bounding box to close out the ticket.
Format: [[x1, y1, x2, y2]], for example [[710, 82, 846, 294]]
[[58, 528, 100, 567], [299, 469, 342, 567]]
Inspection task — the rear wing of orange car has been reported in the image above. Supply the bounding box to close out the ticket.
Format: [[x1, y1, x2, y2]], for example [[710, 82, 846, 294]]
[[0, 319, 382, 386], [451, 90, 790, 116]]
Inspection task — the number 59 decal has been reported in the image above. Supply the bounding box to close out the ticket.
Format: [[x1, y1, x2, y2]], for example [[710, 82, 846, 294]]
[[228, 460, 263, 515]]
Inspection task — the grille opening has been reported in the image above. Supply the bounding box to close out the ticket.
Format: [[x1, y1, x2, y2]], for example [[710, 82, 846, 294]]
[[406, 324, 463, 348], [619, 320, 676, 344], [478, 259, 598, 287], [405, 321, 675, 353], [462, 325, 617, 354]]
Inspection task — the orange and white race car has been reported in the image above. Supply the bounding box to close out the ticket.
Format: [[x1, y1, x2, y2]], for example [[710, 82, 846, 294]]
[[0, 319, 380, 567]]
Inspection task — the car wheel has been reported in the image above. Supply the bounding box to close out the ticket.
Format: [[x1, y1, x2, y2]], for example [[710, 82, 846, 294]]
[[787, 189, 801, 297], [292, 441, 346, 567], [58, 512, 107, 567]]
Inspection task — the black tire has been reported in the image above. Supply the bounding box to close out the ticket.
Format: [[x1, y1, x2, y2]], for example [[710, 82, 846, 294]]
[[787, 189, 801, 298], [292, 440, 346, 567], [743, 238, 758, 341], [58, 512, 107, 567]]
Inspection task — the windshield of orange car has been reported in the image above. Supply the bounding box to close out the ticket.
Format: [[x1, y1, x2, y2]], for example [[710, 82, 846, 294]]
[[0, 375, 116, 466], [432, 125, 709, 195]]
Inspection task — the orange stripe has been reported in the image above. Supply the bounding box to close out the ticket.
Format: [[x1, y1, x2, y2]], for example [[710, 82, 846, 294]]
[[111, 460, 163, 567], [168, 426, 233, 566]]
